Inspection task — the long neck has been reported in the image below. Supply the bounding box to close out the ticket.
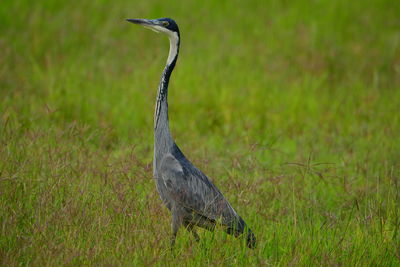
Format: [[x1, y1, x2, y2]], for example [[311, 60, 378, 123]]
[[154, 32, 180, 164]]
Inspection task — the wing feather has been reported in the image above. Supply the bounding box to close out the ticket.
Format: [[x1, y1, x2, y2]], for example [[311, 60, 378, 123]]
[[159, 153, 237, 225]]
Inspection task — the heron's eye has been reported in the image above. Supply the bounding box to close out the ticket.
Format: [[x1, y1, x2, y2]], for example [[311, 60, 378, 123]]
[[162, 21, 169, 26]]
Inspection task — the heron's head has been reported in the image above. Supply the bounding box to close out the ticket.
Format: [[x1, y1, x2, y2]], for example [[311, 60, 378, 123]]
[[126, 18, 179, 37]]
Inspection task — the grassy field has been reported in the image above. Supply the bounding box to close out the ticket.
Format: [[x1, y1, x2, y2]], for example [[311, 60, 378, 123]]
[[1, 0, 400, 265]]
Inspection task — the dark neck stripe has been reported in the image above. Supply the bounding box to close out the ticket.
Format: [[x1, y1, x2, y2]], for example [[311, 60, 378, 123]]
[[154, 36, 180, 130], [157, 47, 178, 102]]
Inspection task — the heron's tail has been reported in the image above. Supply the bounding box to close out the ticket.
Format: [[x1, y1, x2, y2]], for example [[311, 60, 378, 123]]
[[246, 228, 256, 249], [226, 216, 256, 249]]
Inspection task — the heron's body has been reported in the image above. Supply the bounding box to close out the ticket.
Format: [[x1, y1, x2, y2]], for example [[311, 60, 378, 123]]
[[127, 18, 256, 248]]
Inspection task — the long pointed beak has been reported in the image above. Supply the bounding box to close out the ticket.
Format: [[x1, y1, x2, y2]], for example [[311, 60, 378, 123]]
[[126, 18, 164, 33], [126, 18, 159, 26]]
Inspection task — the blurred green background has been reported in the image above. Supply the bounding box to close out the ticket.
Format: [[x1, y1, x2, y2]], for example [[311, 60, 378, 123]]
[[1, 0, 399, 265]]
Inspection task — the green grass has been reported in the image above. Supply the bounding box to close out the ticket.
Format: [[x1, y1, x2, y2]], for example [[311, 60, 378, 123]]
[[1, 0, 400, 265]]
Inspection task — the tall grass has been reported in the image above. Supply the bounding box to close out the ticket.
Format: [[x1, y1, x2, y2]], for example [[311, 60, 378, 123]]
[[1, 0, 399, 265]]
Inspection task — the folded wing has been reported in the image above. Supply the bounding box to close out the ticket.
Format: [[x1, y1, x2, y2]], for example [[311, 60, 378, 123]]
[[159, 153, 238, 226]]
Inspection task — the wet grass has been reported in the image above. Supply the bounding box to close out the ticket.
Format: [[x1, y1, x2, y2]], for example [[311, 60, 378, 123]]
[[1, 0, 400, 265]]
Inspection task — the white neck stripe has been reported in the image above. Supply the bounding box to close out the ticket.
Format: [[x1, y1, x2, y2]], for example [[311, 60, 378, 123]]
[[151, 26, 179, 66], [167, 32, 179, 65]]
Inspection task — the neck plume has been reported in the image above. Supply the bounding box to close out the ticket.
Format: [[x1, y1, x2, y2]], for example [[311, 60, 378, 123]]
[[153, 31, 180, 158], [154, 31, 179, 130]]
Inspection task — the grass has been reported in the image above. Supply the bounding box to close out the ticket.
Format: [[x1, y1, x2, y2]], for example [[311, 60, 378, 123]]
[[1, 0, 400, 265]]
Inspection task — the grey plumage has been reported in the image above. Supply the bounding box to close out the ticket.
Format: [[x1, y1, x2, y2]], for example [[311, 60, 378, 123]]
[[127, 18, 256, 249]]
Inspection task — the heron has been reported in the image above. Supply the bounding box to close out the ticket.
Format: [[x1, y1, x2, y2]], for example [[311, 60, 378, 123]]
[[126, 18, 256, 249]]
